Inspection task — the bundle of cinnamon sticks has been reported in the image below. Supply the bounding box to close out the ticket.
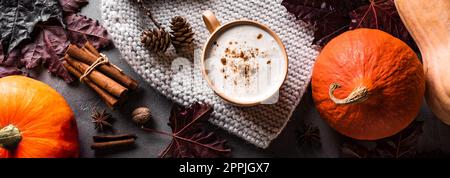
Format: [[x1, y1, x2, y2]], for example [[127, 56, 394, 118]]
[[63, 42, 138, 109]]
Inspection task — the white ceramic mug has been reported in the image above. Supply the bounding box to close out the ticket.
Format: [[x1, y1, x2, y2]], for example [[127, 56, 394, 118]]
[[201, 10, 288, 106]]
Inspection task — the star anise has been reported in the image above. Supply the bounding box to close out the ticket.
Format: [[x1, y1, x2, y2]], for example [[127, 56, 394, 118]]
[[297, 122, 321, 148], [91, 109, 113, 131]]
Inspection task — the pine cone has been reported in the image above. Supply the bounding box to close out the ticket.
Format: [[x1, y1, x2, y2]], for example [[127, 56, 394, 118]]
[[141, 28, 171, 53], [170, 16, 195, 49]]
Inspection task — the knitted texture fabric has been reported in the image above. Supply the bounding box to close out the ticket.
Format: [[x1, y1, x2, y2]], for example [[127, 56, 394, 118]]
[[101, 0, 318, 148]]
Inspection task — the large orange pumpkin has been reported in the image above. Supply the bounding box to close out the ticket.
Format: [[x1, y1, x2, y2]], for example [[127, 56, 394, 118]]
[[0, 76, 79, 158], [312, 28, 425, 140]]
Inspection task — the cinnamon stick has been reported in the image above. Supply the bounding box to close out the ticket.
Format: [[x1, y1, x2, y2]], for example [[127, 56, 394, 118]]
[[93, 134, 137, 142], [66, 44, 138, 90], [84, 41, 101, 57], [65, 55, 128, 98], [63, 62, 119, 109], [90, 138, 136, 150]]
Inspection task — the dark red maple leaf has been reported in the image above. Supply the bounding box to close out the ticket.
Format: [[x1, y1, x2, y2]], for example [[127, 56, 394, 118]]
[[59, 0, 89, 14], [341, 142, 377, 158], [375, 121, 423, 158], [281, 0, 369, 45], [143, 103, 232, 158], [65, 14, 111, 49], [349, 0, 417, 49], [282, 0, 416, 49], [341, 121, 424, 158]]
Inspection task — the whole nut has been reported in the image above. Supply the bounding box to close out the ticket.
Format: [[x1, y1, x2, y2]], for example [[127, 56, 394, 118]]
[[131, 107, 151, 124]]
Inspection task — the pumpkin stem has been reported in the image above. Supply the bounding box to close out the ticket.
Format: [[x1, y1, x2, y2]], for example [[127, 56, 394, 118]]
[[329, 83, 369, 105], [0, 124, 22, 149]]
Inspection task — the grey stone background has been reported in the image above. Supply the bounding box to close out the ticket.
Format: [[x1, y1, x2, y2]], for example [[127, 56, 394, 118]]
[[35, 0, 450, 158]]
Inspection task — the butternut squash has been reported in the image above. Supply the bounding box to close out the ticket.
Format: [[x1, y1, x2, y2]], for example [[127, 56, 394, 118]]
[[395, 0, 450, 124]]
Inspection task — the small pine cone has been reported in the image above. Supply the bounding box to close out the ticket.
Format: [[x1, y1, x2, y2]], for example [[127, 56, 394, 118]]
[[141, 28, 171, 53], [170, 16, 195, 49]]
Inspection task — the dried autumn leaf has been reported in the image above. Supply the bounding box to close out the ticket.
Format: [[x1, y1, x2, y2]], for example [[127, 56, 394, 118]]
[[341, 121, 424, 158], [0, 66, 22, 78], [0, 42, 3, 62], [375, 121, 423, 158], [282, 0, 416, 49], [144, 103, 232, 158], [65, 14, 111, 49], [349, 0, 416, 49], [341, 142, 376, 158], [0, 0, 64, 53], [0, 0, 110, 82], [281, 0, 369, 45], [58, 0, 89, 14], [4, 23, 73, 82]]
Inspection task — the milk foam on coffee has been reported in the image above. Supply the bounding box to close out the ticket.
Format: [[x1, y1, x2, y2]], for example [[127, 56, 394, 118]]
[[204, 24, 287, 104]]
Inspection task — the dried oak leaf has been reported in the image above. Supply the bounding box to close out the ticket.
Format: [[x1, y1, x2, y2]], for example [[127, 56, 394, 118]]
[[349, 0, 417, 50], [341, 121, 424, 158], [58, 0, 89, 14], [149, 103, 232, 158], [65, 14, 111, 49], [0, 0, 64, 53], [281, 0, 369, 45]]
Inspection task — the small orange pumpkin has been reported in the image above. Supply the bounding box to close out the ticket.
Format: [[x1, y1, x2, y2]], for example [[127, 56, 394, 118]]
[[0, 76, 79, 158], [312, 28, 425, 140]]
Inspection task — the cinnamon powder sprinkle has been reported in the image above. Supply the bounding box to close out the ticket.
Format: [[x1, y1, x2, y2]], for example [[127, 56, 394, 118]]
[[239, 51, 245, 58], [257, 33, 263, 39], [221, 58, 227, 65]]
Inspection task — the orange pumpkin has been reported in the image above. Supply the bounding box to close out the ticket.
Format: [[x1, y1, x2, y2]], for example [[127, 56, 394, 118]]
[[0, 76, 79, 158], [312, 28, 425, 140]]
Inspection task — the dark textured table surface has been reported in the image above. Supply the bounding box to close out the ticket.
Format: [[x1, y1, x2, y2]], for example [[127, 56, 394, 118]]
[[36, 0, 450, 158]]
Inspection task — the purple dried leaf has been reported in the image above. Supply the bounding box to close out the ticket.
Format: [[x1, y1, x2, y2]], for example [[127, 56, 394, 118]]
[[349, 0, 417, 49], [281, 0, 369, 45], [158, 103, 232, 158], [65, 14, 111, 49], [58, 0, 89, 14], [0, 66, 22, 78]]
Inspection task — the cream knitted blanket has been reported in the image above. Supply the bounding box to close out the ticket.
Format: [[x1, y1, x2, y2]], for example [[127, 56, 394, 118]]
[[101, 0, 318, 148]]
